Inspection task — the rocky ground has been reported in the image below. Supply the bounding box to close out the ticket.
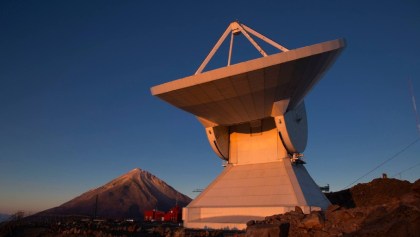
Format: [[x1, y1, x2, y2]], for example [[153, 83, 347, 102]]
[[1, 178, 419, 237], [246, 178, 420, 237]]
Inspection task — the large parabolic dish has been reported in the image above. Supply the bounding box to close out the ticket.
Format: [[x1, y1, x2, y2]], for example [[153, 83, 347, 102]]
[[151, 39, 344, 126], [151, 21, 345, 230]]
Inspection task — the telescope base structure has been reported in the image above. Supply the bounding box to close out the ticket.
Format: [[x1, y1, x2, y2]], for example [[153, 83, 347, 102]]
[[183, 159, 330, 230]]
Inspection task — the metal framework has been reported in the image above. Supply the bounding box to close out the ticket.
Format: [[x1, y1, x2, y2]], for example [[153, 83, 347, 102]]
[[195, 21, 289, 75]]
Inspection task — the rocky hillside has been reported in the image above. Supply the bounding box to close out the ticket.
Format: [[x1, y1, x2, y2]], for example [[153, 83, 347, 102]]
[[246, 178, 420, 237], [325, 178, 414, 208], [37, 168, 191, 220]]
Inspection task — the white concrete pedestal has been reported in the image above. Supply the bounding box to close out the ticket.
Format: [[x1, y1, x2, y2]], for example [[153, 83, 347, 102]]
[[183, 159, 330, 230]]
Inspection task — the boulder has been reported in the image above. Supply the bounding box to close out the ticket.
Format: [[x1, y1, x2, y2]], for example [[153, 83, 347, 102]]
[[246, 223, 289, 237], [300, 212, 324, 230]]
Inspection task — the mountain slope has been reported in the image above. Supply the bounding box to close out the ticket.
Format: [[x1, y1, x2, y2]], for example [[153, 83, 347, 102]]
[[39, 168, 191, 219]]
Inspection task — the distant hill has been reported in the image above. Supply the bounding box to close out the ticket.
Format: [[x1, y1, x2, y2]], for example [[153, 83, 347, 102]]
[[37, 168, 191, 220], [0, 213, 10, 223]]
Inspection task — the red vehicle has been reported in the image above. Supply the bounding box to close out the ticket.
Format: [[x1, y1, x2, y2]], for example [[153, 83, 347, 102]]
[[163, 205, 182, 222], [144, 209, 165, 222], [144, 205, 182, 223]]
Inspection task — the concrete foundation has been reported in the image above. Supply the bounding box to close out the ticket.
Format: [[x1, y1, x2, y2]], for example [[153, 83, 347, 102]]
[[183, 159, 329, 230]]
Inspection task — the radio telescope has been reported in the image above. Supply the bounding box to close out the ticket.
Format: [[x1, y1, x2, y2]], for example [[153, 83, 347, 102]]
[[151, 21, 345, 230]]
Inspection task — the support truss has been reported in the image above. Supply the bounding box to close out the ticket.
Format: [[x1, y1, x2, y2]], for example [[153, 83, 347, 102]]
[[195, 21, 289, 75]]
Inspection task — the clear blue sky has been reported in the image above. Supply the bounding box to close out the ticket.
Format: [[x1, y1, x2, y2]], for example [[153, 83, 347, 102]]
[[1, 0, 419, 215]]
